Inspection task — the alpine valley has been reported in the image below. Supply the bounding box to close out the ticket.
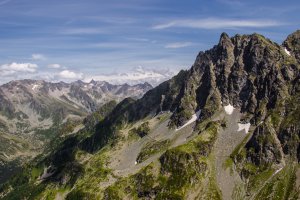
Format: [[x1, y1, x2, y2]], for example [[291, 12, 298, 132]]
[[0, 30, 300, 200], [0, 80, 152, 184]]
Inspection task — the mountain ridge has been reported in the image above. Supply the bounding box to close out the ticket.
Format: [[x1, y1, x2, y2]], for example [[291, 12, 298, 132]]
[[0, 79, 152, 185]]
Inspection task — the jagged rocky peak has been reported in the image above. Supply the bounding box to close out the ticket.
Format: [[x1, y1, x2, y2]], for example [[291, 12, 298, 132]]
[[99, 32, 298, 129], [218, 32, 233, 48], [142, 81, 153, 87], [283, 29, 300, 61], [162, 32, 299, 127]]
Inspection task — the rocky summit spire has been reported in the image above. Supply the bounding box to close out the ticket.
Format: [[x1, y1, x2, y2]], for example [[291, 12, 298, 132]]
[[283, 30, 300, 61], [218, 32, 231, 45]]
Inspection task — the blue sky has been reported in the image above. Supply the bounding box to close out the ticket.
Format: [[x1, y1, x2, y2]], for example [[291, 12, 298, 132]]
[[0, 0, 299, 84]]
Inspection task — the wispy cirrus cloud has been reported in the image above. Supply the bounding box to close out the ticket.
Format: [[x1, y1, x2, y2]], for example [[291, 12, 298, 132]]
[[48, 64, 61, 69], [153, 18, 284, 30], [0, 0, 12, 6], [217, 0, 245, 6], [59, 28, 107, 35], [31, 54, 46, 61], [165, 42, 193, 49]]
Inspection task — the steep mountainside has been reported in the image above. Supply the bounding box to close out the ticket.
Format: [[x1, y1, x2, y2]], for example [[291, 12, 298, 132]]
[[0, 31, 299, 200], [0, 80, 151, 184]]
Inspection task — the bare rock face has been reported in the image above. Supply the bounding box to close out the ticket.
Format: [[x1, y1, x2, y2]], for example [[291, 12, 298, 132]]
[[164, 32, 298, 127], [283, 30, 300, 61], [245, 124, 283, 165]]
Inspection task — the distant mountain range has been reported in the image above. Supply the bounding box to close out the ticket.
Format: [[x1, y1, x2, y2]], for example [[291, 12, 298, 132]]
[[82, 66, 177, 87], [0, 79, 152, 184], [0, 79, 152, 133]]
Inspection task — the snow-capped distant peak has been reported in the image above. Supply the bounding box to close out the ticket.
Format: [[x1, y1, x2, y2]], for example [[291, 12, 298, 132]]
[[83, 66, 177, 87]]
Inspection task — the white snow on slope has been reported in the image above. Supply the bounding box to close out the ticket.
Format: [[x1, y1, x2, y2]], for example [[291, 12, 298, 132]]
[[237, 123, 251, 134], [176, 110, 201, 131], [32, 84, 39, 91], [274, 167, 283, 175], [40, 166, 54, 180], [284, 48, 291, 56], [224, 104, 234, 115]]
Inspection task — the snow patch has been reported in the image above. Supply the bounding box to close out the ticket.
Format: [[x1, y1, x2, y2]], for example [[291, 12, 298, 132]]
[[284, 48, 291, 56], [275, 167, 283, 175], [176, 110, 201, 131], [32, 84, 39, 91], [135, 161, 137, 165], [40, 166, 54, 180], [237, 123, 251, 134], [224, 104, 234, 115]]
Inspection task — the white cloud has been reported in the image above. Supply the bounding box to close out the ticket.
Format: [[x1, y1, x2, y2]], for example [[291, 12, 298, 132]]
[[48, 64, 61, 69], [31, 54, 46, 60], [58, 70, 83, 79], [153, 18, 283, 30], [0, 62, 38, 76], [165, 42, 193, 49]]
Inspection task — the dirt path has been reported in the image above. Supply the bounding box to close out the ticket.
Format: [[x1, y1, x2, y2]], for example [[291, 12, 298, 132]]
[[214, 109, 248, 200]]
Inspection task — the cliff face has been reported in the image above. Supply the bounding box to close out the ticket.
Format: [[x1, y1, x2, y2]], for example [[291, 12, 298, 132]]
[[172, 32, 298, 124], [283, 30, 300, 61]]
